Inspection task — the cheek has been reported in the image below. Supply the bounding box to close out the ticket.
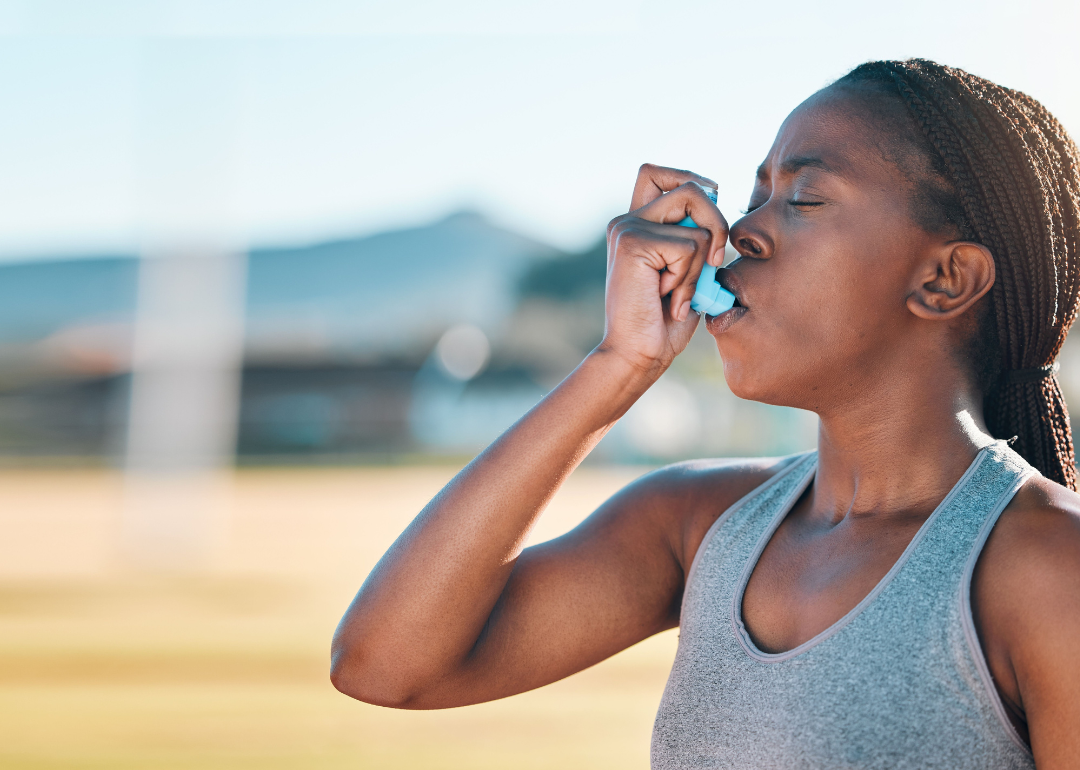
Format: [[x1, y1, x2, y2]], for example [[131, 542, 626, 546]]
[[716, 224, 911, 401], [811, 267, 898, 347], [778, 214, 913, 344]]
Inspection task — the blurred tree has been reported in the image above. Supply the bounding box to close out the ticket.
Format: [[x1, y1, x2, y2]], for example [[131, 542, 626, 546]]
[[499, 237, 608, 386], [517, 238, 606, 300]]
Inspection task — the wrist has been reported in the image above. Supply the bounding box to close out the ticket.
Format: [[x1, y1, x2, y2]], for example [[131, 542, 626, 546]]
[[577, 346, 666, 421], [589, 343, 668, 387]]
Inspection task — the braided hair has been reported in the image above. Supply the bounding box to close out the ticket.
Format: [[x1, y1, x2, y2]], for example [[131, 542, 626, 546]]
[[834, 59, 1080, 491]]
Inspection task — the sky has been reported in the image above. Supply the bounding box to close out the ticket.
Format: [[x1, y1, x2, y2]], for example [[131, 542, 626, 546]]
[[1, 0, 1078, 259]]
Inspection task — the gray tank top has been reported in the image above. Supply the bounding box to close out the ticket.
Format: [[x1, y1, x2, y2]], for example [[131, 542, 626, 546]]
[[652, 441, 1036, 769]]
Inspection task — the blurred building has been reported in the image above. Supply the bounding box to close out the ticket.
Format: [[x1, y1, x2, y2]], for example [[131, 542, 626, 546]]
[[5, 211, 1075, 466], [0, 211, 567, 463]]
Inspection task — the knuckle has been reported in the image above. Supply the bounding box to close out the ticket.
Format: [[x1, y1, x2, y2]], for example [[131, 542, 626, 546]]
[[620, 228, 645, 249], [608, 226, 637, 255], [678, 229, 706, 249], [607, 214, 628, 237], [638, 162, 658, 177], [677, 180, 707, 197], [677, 235, 701, 254]]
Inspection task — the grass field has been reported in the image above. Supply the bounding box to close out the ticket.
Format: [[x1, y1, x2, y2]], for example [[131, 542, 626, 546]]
[[0, 464, 677, 769]]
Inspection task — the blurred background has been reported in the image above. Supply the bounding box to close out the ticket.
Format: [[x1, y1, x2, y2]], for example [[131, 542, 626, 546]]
[[2, 1, 1080, 767]]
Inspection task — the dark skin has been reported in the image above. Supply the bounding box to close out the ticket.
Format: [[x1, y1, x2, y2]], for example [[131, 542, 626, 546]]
[[332, 87, 1080, 767]]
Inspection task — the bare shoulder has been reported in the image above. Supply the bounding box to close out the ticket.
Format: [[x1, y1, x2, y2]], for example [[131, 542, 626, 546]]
[[973, 474, 1080, 752], [608, 453, 804, 578], [976, 475, 1080, 639], [979, 475, 1080, 604]]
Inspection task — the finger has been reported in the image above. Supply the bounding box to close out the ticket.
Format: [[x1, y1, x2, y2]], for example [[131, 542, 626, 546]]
[[611, 222, 702, 275], [631, 181, 730, 267], [608, 217, 712, 269], [630, 163, 717, 211], [627, 228, 705, 323], [608, 217, 712, 322], [659, 248, 697, 298], [660, 242, 706, 323], [663, 293, 702, 331], [668, 259, 701, 322], [646, 222, 710, 322]]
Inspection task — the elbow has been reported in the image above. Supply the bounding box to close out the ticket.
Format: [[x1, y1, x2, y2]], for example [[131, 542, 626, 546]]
[[328, 650, 360, 699], [329, 644, 426, 709]]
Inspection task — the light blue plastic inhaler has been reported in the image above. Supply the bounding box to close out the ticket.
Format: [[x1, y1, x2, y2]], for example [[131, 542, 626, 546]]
[[679, 187, 737, 316]]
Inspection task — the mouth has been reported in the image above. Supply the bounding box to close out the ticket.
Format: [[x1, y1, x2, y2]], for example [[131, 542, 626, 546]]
[[704, 269, 748, 333], [716, 270, 744, 308]]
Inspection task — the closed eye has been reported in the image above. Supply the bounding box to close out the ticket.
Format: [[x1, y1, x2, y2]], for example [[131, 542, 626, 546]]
[[789, 200, 825, 207]]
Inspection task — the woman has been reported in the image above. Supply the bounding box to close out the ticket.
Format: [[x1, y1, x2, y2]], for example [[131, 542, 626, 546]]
[[331, 60, 1080, 768]]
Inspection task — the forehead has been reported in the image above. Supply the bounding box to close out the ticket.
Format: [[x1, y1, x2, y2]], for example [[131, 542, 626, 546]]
[[757, 89, 903, 183]]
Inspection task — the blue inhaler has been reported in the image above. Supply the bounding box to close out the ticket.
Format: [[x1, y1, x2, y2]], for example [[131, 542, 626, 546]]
[[678, 187, 737, 316]]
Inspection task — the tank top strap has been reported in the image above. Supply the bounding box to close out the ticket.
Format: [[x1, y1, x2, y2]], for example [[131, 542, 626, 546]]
[[680, 450, 817, 614], [887, 440, 1036, 606]]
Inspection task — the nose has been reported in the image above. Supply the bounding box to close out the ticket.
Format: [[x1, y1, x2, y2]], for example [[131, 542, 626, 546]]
[[728, 216, 772, 259]]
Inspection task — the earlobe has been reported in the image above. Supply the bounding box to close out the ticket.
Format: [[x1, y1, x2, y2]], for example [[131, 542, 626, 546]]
[[907, 242, 995, 320]]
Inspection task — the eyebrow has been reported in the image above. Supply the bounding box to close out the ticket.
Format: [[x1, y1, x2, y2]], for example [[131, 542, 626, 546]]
[[756, 156, 839, 180]]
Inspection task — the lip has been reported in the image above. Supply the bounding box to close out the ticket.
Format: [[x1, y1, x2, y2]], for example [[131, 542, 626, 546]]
[[705, 305, 748, 334], [703, 268, 748, 334], [715, 268, 745, 307]]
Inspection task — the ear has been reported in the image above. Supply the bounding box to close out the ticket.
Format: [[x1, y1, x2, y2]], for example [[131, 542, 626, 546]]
[[906, 241, 995, 320]]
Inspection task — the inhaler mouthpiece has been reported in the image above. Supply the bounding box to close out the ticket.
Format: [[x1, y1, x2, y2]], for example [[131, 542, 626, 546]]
[[676, 186, 737, 316], [690, 264, 736, 316]]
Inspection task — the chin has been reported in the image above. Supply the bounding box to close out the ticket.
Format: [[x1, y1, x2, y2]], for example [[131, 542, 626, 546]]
[[721, 358, 760, 400], [721, 356, 806, 409]]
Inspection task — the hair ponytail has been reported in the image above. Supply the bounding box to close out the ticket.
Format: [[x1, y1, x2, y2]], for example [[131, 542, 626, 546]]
[[838, 59, 1080, 490], [988, 375, 1076, 489]]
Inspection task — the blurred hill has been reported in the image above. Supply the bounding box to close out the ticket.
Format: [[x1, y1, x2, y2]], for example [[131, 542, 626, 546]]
[[499, 237, 607, 383], [0, 256, 138, 345], [0, 211, 560, 366], [0, 213, 573, 461], [0, 215, 836, 463], [518, 237, 606, 302], [245, 210, 562, 363]]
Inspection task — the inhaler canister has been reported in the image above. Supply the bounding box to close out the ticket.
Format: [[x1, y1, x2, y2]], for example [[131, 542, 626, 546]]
[[679, 187, 737, 316]]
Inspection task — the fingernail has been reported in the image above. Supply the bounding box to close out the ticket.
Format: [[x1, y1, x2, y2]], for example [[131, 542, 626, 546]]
[[679, 300, 691, 321]]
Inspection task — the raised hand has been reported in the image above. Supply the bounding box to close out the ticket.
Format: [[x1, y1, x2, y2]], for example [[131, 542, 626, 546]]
[[600, 164, 728, 376]]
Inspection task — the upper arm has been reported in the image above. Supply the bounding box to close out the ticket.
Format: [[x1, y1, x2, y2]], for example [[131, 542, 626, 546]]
[[416, 458, 784, 708], [973, 478, 1080, 767]]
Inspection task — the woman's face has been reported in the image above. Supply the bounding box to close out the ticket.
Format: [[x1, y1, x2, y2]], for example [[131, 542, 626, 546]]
[[708, 87, 945, 414]]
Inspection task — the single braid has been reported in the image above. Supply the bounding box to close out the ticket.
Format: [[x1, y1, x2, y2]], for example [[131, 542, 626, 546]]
[[838, 60, 1080, 490]]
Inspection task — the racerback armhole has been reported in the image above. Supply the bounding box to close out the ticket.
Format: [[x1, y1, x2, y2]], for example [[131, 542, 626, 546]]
[[680, 453, 814, 619], [958, 467, 1037, 757]]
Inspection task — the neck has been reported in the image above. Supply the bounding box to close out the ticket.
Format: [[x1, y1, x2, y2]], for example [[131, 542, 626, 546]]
[[810, 367, 993, 523]]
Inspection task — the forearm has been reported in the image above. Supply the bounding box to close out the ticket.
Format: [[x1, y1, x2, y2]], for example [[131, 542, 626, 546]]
[[331, 348, 658, 705]]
